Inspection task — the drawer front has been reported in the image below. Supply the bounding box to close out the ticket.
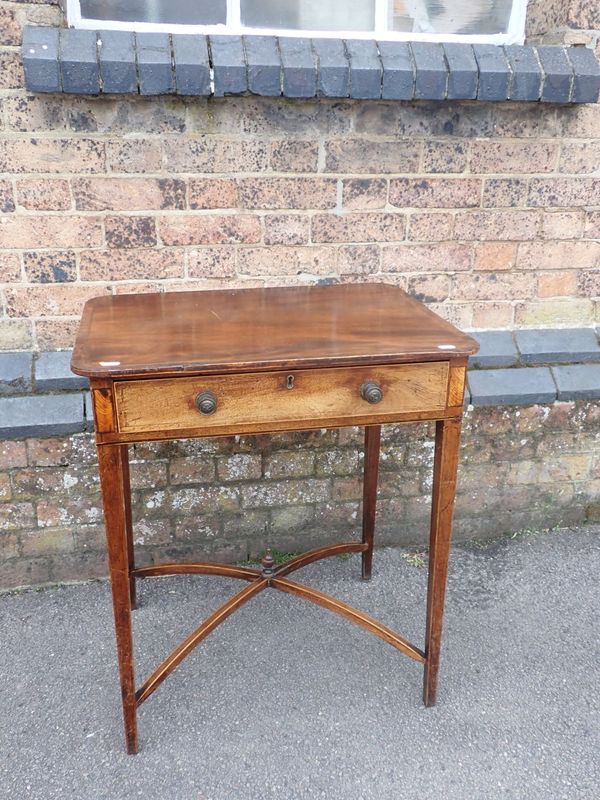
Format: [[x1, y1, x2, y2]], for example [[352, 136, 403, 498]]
[[114, 362, 450, 435]]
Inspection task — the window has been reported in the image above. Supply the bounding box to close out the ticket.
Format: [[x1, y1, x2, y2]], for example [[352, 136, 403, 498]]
[[66, 0, 529, 45]]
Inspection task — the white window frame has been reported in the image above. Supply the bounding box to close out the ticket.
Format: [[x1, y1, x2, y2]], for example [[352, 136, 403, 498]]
[[65, 0, 528, 45]]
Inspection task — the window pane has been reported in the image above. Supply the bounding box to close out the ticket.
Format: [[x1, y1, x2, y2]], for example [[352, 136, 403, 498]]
[[241, 0, 376, 32], [80, 0, 226, 25], [389, 1, 514, 35]]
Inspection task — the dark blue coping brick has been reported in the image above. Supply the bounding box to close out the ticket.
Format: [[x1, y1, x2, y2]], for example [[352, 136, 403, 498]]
[[468, 368, 557, 407], [473, 44, 510, 101], [244, 36, 281, 96], [35, 351, 89, 392], [98, 30, 137, 94], [515, 328, 600, 365], [345, 39, 382, 100], [504, 45, 542, 101], [537, 46, 573, 103], [0, 394, 85, 440], [410, 42, 447, 101], [22, 26, 61, 93], [551, 365, 600, 401], [59, 28, 99, 95], [278, 37, 317, 99], [468, 331, 518, 369], [443, 43, 478, 100], [135, 32, 174, 96], [312, 38, 349, 98], [209, 35, 247, 96], [567, 46, 600, 104], [378, 41, 414, 101], [172, 34, 211, 96], [0, 353, 33, 396]]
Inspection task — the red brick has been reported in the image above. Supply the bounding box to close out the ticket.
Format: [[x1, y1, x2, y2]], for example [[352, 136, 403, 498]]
[[407, 213, 454, 241], [0, 502, 35, 530], [0, 51, 23, 90], [237, 246, 336, 276], [263, 215, 310, 245], [342, 178, 387, 210], [27, 437, 96, 468], [0, 253, 22, 283], [382, 243, 472, 273], [407, 274, 451, 303], [80, 248, 184, 280], [163, 139, 269, 173], [73, 178, 186, 211], [528, 178, 600, 207], [337, 244, 381, 275], [454, 211, 540, 241], [312, 213, 406, 243], [189, 178, 239, 209], [23, 251, 77, 283], [105, 216, 157, 248], [160, 215, 261, 246], [21, 528, 75, 556], [238, 178, 337, 210], [517, 241, 600, 270], [0, 558, 50, 589], [389, 178, 480, 208], [541, 211, 585, 240], [422, 140, 468, 173], [0, 216, 103, 249], [217, 453, 262, 481], [474, 242, 517, 271], [37, 496, 103, 528], [559, 141, 600, 174], [270, 140, 319, 172], [106, 139, 163, 172], [0, 441, 27, 469], [16, 179, 71, 211], [5, 285, 110, 317], [169, 456, 216, 484], [538, 271, 578, 298], [482, 178, 527, 207], [450, 273, 536, 301], [470, 141, 558, 173], [324, 139, 421, 173], [0, 139, 105, 173]]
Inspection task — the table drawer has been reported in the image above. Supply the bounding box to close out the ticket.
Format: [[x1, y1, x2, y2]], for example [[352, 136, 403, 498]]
[[114, 362, 450, 435]]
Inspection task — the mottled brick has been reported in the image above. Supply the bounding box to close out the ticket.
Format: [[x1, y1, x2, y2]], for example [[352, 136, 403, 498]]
[[390, 178, 480, 209], [23, 251, 77, 283], [106, 139, 163, 173], [105, 216, 157, 248], [0, 253, 22, 283], [163, 139, 269, 173], [338, 244, 381, 275], [407, 274, 451, 303], [73, 178, 186, 211], [270, 140, 319, 172], [422, 141, 468, 173], [160, 215, 261, 246], [451, 273, 536, 301], [541, 211, 586, 240], [263, 215, 310, 246], [470, 141, 558, 173], [517, 241, 600, 271], [325, 139, 421, 174], [528, 178, 600, 207], [16, 179, 71, 211], [0, 216, 103, 249], [238, 177, 337, 210], [0, 139, 105, 173], [559, 141, 600, 174], [482, 178, 528, 208], [5, 285, 110, 318], [188, 248, 237, 278], [0, 6, 21, 46], [0, 51, 23, 90], [189, 179, 239, 210], [454, 211, 540, 241], [237, 246, 335, 276], [382, 243, 472, 273], [407, 213, 454, 242], [342, 179, 387, 210], [474, 242, 517, 272], [0, 180, 15, 213], [79, 248, 184, 281], [312, 213, 406, 243]]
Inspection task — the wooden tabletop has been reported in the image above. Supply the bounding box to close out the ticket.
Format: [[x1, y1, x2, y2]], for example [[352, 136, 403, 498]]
[[71, 283, 479, 379]]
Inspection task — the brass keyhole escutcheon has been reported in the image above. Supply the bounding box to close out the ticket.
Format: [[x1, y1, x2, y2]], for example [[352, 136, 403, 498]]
[[360, 381, 383, 404], [195, 390, 217, 415], [286, 374, 295, 389]]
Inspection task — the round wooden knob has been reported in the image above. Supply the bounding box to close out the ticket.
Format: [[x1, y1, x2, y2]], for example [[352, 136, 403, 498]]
[[195, 391, 217, 415], [361, 381, 383, 405]]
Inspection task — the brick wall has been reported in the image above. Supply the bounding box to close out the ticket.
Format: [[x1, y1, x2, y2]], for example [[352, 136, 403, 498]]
[[1, 402, 599, 590], [0, 1, 599, 352]]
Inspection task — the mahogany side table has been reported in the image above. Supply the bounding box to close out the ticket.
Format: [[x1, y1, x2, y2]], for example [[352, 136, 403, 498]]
[[71, 283, 478, 754]]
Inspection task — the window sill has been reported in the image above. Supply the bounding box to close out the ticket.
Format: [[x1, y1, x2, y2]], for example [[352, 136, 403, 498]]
[[22, 27, 600, 104]]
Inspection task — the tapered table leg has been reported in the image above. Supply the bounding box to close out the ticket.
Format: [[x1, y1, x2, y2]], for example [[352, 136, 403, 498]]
[[423, 418, 462, 707], [118, 445, 136, 610], [361, 425, 381, 580], [97, 444, 138, 754]]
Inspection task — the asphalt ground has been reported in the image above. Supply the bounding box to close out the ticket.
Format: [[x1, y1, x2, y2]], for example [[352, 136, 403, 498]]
[[0, 525, 598, 800]]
